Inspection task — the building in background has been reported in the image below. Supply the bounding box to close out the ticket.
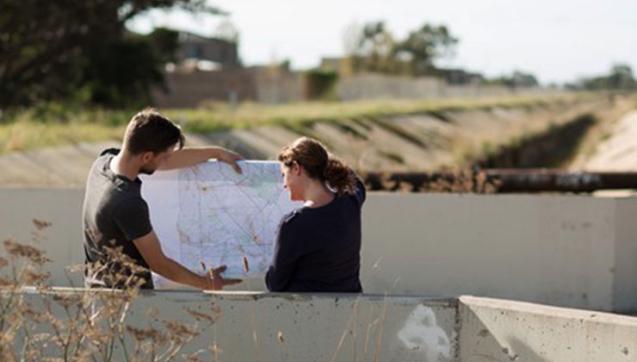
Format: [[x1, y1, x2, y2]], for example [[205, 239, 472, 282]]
[[153, 32, 541, 108], [173, 31, 241, 71]]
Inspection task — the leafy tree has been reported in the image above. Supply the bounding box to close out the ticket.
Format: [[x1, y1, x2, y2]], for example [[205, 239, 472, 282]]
[[344, 21, 458, 76], [607, 64, 635, 89], [394, 24, 458, 75], [0, 0, 223, 108], [346, 21, 397, 74], [489, 70, 539, 88], [569, 64, 636, 90]]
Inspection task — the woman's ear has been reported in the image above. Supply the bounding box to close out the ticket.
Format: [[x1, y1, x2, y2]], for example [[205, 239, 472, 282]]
[[291, 161, 302, 176]]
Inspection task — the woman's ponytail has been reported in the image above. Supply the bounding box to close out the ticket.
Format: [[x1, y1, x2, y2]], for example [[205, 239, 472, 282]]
[[279, 137, 357, 195], [323, 157, 357, 196]]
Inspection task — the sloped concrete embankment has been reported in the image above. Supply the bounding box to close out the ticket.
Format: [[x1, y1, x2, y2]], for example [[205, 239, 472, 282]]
[[475, 97, 635, 169], [0, 96, 624, 188], [207, 97, 616, 172]]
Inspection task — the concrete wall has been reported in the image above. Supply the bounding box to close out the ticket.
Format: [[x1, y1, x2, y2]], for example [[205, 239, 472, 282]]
[[336, 74, 443, 101], [613, 198, 637, 313], [153, 70, 557, 107], [2, 189, 637, 312], [7, 289, 457, 361], [152, 68, 305, 107], [152, 70, 258, 108], [335, 74, 551, 101], [5, 289, 637, 361], [362, 193, 626, 312], [458, 296, 637, 362], [253, 69, 305, 104], [0, 188, 86, 286]]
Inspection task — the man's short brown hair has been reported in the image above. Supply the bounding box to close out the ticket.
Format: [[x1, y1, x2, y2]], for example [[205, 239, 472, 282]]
[[123, 108, 184, 155]]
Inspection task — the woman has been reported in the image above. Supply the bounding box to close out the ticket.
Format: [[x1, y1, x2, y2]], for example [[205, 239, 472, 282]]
[[265, 137, 365, 293]]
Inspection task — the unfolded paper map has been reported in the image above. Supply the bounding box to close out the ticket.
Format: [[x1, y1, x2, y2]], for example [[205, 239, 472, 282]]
[[141, 161, 300, 287]]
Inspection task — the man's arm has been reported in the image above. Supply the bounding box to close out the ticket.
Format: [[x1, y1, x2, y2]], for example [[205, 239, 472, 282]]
[[133, 231, 241, 290], [158, 147, 243, 173]]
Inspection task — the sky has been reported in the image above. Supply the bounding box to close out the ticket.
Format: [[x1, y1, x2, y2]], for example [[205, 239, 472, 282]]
[[127, 0, 637, 85]]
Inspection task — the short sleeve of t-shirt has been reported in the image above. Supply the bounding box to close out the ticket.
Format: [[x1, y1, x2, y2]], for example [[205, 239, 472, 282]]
[[112, 197, 153, 241]]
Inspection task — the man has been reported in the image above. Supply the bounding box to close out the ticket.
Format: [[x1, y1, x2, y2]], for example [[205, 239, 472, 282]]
[[82, 108, 242, 290]]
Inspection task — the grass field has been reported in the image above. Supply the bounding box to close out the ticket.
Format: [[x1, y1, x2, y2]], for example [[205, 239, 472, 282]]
[[0, 93, 587, 155]]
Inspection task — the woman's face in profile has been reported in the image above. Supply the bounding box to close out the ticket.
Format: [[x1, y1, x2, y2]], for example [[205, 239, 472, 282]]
[[281, 162, 304, 201]]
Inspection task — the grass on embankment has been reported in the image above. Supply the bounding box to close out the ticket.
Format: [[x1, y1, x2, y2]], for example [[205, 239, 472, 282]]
[[0, 93, 587, 155]]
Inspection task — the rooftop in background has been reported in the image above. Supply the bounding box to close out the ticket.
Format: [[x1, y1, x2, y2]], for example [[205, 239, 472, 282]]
[[172, 30, 241, 71]]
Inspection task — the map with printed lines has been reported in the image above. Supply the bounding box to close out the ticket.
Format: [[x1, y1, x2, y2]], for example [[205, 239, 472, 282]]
[[141, 161, 300, 287]]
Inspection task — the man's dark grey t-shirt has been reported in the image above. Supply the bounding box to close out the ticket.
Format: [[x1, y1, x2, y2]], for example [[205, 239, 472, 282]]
[[82, 148, 154, 289]]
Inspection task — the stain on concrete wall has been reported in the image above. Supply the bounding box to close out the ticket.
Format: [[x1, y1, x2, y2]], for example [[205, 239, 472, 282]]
[[398, 304, 453, 361]]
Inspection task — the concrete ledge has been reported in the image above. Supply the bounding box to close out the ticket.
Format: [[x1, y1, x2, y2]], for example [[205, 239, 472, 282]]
[[3, 289, 637, 361], [459, 296, 637, 362], [3, 288, 458, 361]]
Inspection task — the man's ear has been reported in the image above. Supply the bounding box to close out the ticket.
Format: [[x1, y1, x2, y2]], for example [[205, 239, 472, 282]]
[[141, 151, 154, 163]]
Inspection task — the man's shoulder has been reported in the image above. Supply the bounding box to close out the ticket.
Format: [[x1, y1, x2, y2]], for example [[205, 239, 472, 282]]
[[99, 148, 120, 157], [111, 194, 149, 215], [88, 148, 118, 174]]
